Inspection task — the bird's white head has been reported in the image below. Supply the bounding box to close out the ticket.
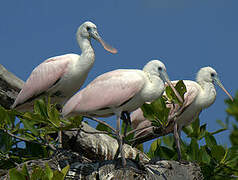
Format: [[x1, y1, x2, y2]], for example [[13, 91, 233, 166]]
[[196, 67, 218, 84], [197, 67, 233, 101], [77, 21, 97, 38], [76, 21, 117, 54], [143, 60, 183, 103], [143, 60, 166, 76]]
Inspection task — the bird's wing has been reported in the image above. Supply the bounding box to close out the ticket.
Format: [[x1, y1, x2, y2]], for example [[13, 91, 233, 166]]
[[131, 107, 147, 129], [131, 80, 200, 142], [62, 69, 145, 115], [165, 80, 200, 119], [12, 54, 73, 108]]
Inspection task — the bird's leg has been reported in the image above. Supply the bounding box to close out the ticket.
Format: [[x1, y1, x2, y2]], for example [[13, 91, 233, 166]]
[[56, 104, 63, 148], [174, 120, 182, 161], [114, 113, 126, 167], [121, 111, 131, 140], [115, 111, 130, 159], [58, 130, 62, 148]]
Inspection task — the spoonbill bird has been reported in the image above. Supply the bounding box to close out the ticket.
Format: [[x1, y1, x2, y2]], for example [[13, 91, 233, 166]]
[[62, 60, 183, 166], [131, 66, 233, 160], [12, 21, 117, 111]]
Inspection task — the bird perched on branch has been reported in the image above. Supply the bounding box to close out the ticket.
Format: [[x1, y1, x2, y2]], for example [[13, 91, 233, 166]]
[[12, 21, 117, 111], [62, 59, 183, 166], [131, 66, 233, 160]]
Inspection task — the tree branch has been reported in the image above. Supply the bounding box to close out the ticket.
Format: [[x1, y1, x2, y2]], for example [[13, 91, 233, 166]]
[[3, 129, 56, 151], [84, 115, 116, 133]]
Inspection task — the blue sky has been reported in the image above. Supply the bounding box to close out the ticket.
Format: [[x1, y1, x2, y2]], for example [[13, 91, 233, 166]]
[[0, 0, 238, 148]]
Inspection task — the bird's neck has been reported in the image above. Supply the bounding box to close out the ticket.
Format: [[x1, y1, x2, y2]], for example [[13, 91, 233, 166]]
[[143, 72, 165, 102], [77, 36, 95, 61], [198, 81, 216, 108]]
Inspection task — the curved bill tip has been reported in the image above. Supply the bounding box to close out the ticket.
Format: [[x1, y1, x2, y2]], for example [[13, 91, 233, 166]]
[[215, 78, 234, 101], [220, 85, 233, 101], [98, 38, 118, 54]]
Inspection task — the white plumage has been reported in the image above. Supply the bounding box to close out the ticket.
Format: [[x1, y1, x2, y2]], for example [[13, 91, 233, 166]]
[[12, 21, 117, 111], [131, 66, 233, 160], [62, 59, 182, 166]]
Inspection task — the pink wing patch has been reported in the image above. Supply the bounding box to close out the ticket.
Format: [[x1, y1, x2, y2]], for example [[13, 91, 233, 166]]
[[62, 70, 145, 116], [131, 80, 200, 133], [12, 55, 71, 108]]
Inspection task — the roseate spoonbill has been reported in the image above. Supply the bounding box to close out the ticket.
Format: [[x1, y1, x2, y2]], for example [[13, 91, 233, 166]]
[[62, 60, 183, 166], [131, 66, 233, 160], [12, 21, 117, 111]]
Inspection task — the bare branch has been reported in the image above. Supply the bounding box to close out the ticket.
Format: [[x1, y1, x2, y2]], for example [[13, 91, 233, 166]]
[[80, 128, 116, 137], [84, 115, 116, 133], [125, 125, 154, 137], [3, 129, 56, 151]]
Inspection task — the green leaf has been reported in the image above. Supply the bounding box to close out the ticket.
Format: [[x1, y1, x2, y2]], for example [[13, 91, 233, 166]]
[[162, 135, 174, 148], [147, 139, 161, 158], [198, 124, 207, 140], [182, 125, 193, 136], [45, 163, 54, 179], [199, 146, 211, 164], [20, 118, 39, 136], [0, 106, 7, 125], [30, 166, 45, 180], [141, 97, 170, 128], [225, 92, 238, 122], [225, 146, 238, 165], [22, 112, 46, 124], [34, 99, 48, 118], [61, 165, 70, 179], [66, 115, 83, 128], [25, 142, 45, 157], [157, 146, 176, 160], [48, 106, 61, 127], [205, 132, 217, 149], [211, 145, 225, 162], [229, 124, 238, 146], [135, 144, 144, 152], [4, 110, 17, 128], [0, 130, 12, 153], [165, 80, 187, 106], [9, 168, 26, 180], [21, 164, 30, 179], [191, 118, 200, 138], [52, 171, 64, 180], [189, 138, 199, 161], [134, 153, 140, 162], [150, 139, 161, 152], [220, 147, 228, 164], [210, 128, 227, 136]]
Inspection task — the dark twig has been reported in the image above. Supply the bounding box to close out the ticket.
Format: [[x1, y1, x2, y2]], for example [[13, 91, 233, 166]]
[[84, 115, 116, 133], [125, 125, 154, 137], [129, 125, 170, 146], [79, 128, 117, 137], [3, 129, 56, 151]]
